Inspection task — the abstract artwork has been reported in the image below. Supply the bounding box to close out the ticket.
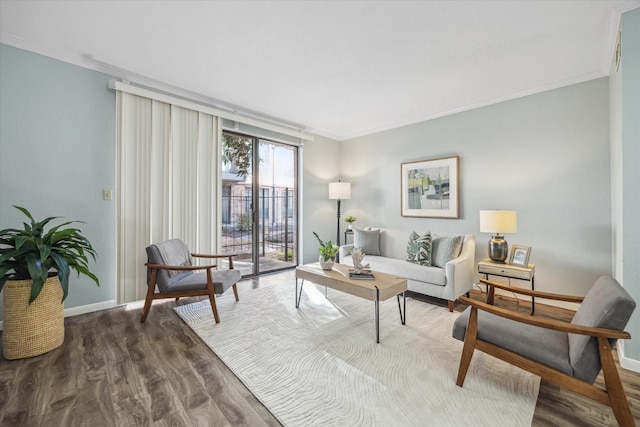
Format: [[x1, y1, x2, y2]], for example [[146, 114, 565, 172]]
[[401, 156, 459, 218]]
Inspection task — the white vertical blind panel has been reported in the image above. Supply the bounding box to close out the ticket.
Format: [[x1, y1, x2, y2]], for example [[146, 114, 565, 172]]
[[116, 92, 221, 303], [150, 100, 171, 243], [117, 92, 154, 303]]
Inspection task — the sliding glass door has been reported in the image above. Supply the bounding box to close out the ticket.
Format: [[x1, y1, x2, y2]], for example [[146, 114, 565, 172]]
[[221, 132, 298, 276]]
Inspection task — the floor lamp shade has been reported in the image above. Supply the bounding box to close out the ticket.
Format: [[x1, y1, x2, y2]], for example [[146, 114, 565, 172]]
[[479, 210, 517, 263], [329, 182, 351, 200], [329, 182, 351, 249]]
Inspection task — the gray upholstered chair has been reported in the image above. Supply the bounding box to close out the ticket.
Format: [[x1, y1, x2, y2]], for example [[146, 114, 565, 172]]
[[143, 238, 242, 323], [452, 276, 636, 426]]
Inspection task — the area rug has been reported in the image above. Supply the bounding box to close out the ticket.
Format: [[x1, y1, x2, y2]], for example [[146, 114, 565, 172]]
[[174, 282, 540, 426]]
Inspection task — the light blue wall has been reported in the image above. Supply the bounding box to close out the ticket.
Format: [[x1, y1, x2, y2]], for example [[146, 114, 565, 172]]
[[0, 44, 117, 314], [620, 8, 640, 363], [341, 79, 612, 300]]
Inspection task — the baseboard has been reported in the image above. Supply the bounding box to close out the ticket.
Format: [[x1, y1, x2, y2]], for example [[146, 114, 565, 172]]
[[0, 300, 117, 331], [617, 341, 640, 373]]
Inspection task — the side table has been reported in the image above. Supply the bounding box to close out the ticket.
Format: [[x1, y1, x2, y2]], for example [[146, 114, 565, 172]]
[[344, 230, 354, 244], [477, 258, 536, 314]]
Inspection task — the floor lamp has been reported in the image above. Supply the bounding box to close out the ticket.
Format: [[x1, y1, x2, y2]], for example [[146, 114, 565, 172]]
[[329, 181, 351, 247]]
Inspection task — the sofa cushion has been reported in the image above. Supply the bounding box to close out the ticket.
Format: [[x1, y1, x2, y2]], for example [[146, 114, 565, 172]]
[[354, 228, 381, 256], [363, 256, 446, 286], [432, 235, 463, 268], [406, 231, 432, 266]]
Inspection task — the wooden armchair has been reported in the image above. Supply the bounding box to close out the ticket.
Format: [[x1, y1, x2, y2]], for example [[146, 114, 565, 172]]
[[452, 276, 636, 426], [142, 238, 241, 323]]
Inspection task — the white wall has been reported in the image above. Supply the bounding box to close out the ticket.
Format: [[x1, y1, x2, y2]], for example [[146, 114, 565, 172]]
[[341, 78, 612, 302], [613, 8, 640, 368], [301, 135, 342, 264]]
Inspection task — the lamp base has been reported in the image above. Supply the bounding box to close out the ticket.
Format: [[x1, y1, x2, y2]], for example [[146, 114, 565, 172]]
[[488, 235, 509, 263]]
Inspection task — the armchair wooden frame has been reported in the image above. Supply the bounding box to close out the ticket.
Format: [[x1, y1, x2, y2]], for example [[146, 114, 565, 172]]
[[142, 253, 239, 324], [456, 279, 635, 427]]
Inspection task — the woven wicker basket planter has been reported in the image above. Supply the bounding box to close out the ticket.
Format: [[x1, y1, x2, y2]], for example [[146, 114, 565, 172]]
[[3, 276, 64, 360]]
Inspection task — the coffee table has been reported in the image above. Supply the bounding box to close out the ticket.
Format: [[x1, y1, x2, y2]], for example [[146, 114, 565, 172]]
[[295, 263, 407, 343]]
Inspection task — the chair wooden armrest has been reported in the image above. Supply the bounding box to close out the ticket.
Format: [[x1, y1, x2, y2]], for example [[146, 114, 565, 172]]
[[459, 296, 630, 340], [145, 262, 218, 272], [191, 253, 238, 259], [191, 253, 237, 269], [480, 279, 584, 303]]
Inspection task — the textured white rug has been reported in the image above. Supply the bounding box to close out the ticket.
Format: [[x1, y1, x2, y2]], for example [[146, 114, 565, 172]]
[[174, 282, 539, 426]]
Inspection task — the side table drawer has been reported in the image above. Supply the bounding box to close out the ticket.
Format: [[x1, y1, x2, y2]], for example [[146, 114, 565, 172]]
[[478, 263, 534, 280]]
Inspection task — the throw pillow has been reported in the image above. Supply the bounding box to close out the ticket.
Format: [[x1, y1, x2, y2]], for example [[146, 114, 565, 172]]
[[431, 235, 463, 268], [406, 231, 432, 266], [353, 228, 381, 256]]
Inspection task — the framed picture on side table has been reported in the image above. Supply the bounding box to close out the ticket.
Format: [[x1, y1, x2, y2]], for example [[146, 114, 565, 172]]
[[509, 245, 531, 268]]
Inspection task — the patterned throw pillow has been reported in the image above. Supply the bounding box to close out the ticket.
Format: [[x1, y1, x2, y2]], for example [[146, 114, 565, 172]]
[[406, 231, 432, 266], [431, 235, 463, 268], [353, 228, 381, 256]]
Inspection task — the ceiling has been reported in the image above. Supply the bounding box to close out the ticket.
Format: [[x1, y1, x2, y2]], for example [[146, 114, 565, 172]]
[[1, 1, 639, 141]]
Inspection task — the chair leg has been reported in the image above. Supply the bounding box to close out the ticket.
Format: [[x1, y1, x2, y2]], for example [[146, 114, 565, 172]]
[[232, 283, 239, 302], [456, 307, 479, 387], [597, 337, 635, 426], [448, 300, 455, 312], [208, 292, 220, 323], [141, 271, 157, 323]]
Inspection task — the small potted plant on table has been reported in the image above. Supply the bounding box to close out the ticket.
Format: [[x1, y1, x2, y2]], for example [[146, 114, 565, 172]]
[[312, 232, 338, 270], [345, 216, 356, 230], [0, 206, 99, 359]]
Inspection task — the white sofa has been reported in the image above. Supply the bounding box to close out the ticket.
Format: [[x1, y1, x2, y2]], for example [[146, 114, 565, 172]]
[[339, 228, 476, 311]]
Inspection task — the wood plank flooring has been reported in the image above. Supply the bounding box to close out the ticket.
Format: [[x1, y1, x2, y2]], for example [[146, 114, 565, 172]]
[[1, 270, 639, 426]]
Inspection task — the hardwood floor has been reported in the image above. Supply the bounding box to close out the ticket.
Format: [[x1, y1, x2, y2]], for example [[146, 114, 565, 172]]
[[1, 270, 638, 426]]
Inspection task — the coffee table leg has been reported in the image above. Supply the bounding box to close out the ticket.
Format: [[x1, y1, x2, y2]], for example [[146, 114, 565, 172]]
[[375, 288, 380, 343], [397, 292, 406, 325], [296, 279, 305, 308]]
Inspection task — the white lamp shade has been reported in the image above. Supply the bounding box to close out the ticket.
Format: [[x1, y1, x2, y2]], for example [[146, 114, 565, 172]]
[[328, 182, 351, 200], [479, 210, 517, 234]]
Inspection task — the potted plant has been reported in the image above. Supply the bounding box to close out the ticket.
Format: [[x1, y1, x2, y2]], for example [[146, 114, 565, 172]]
[[312, 232, 338, 270], [0, 206, 99, 359], [344, 216, 356, 230]]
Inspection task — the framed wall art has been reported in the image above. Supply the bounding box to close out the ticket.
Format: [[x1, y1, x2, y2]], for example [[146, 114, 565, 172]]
[[509, 245, 531, 268], [401, 155, 459, 218]]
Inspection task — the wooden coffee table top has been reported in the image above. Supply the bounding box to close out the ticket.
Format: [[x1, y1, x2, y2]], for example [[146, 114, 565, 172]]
[[295, 263, 407, 301]]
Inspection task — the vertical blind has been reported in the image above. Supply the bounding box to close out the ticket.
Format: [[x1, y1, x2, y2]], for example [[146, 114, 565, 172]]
[[116, 91, 221, 303]]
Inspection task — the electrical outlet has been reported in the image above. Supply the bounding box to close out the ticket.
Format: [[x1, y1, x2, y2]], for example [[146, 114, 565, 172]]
[[103, 189, 113, 201]]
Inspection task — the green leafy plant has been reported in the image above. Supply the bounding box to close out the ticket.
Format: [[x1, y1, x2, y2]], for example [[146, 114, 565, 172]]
[[222, 133, 252, 177], [344, 216, 356, 224], [0, 206, 99, 304], [313, 232, 338, 262]]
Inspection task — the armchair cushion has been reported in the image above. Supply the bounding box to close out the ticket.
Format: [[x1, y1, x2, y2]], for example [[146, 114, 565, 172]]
[[155, 238, 192, 277], [167, 269, 241, 294], [568, 275, 636, 383], [453, 307, 573, 376]]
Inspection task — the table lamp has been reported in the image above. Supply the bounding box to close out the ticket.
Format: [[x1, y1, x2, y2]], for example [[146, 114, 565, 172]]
[[329, 181, 351, 246], [479, 210, 517, 263]]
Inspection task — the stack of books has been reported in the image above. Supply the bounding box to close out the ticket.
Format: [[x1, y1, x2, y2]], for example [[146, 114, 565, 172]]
[[349, 270, 375, 280]]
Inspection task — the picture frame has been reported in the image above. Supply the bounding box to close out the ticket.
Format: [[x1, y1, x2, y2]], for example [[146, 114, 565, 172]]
[[509, 245, 531, 268], [401, 155, 459, 218]]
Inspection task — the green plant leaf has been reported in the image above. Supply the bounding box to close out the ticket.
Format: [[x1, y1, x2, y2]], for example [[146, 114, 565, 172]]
[[1, 206, 99, 304]]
